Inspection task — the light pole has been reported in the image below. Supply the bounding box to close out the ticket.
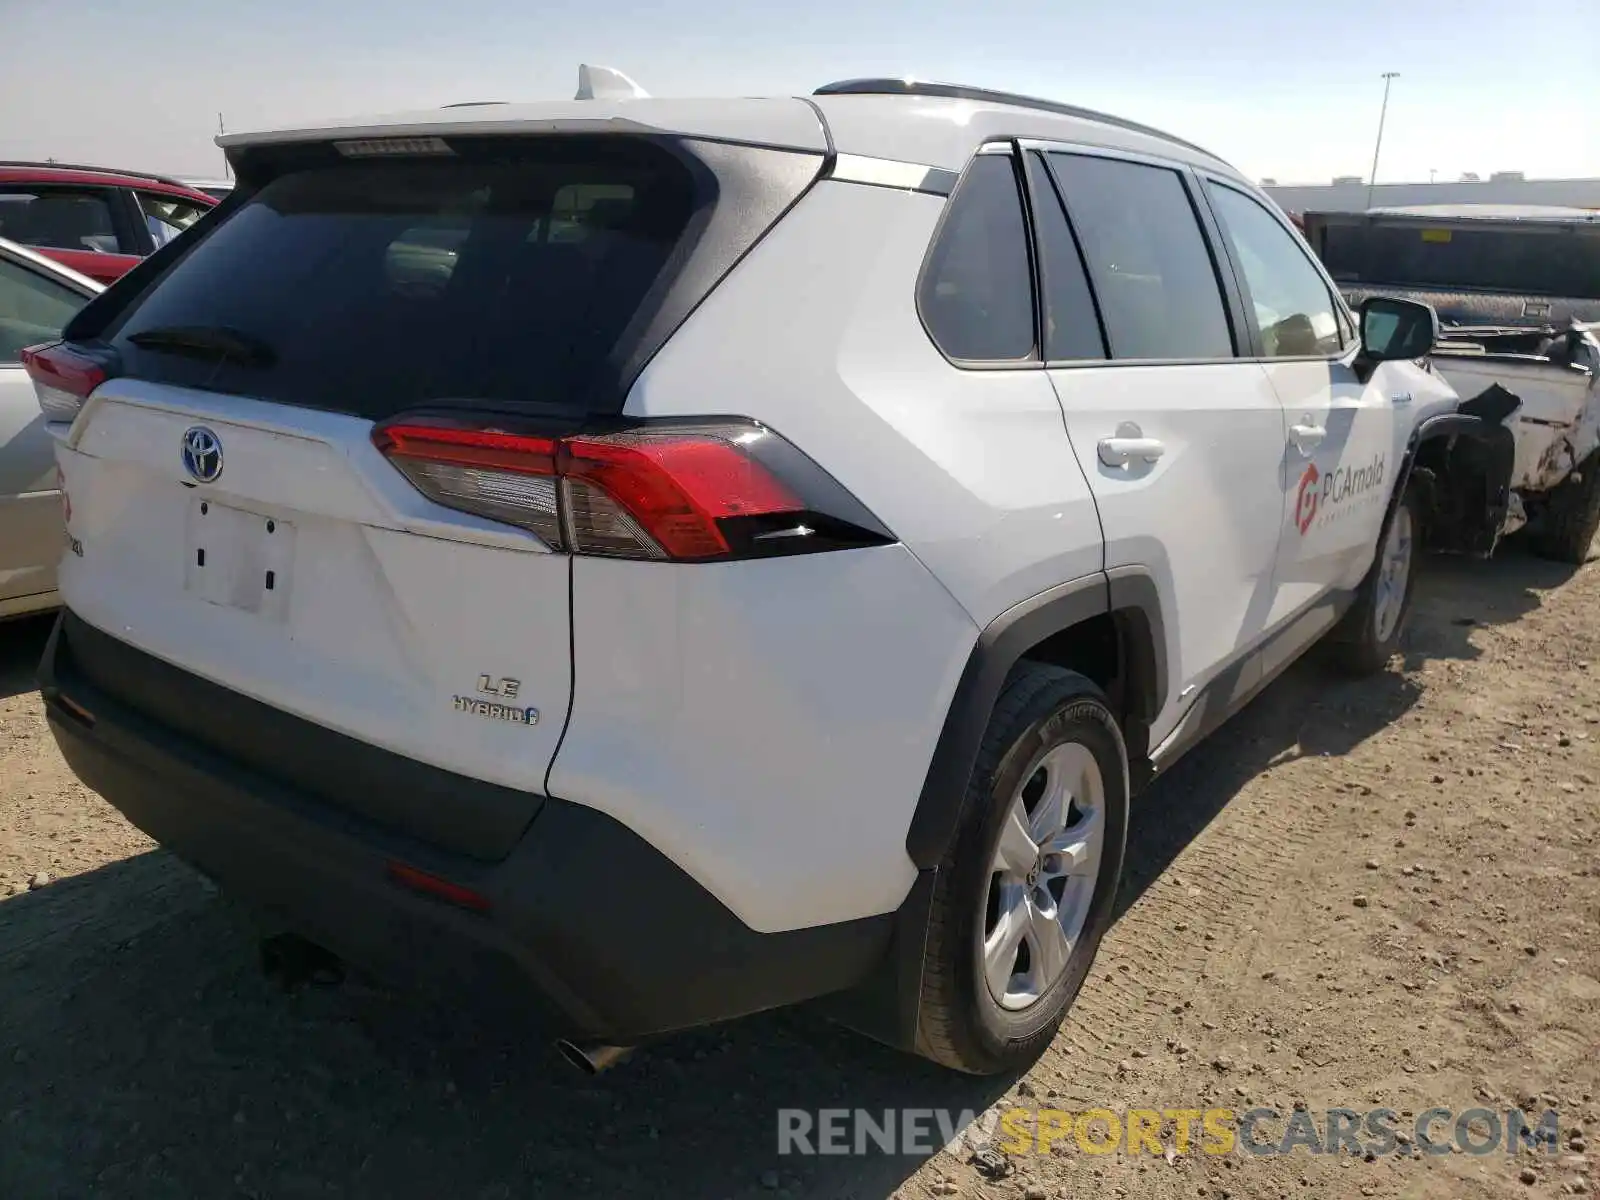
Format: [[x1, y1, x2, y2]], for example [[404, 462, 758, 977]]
[[1366, 72, 1399, 210]]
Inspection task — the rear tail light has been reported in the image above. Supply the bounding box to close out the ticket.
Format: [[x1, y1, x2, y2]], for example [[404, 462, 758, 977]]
[[21, 342, 109, 422], [375, 424, 566, 547], [373, 417, 892, 562]]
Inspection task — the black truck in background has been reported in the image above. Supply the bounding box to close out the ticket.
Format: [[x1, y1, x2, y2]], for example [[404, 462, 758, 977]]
[[1301, 204, 1600, 566], [1300, 205, 1600, 332]]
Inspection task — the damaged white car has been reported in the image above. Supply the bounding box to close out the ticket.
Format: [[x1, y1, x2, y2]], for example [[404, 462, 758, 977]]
[[1432, 322, 1600, 561], [1304, 204, 1600, 562]]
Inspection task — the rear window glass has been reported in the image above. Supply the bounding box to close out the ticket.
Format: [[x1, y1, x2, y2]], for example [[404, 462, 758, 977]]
[[1318, 223, 1600, 300], [105, 140, 695, 417]]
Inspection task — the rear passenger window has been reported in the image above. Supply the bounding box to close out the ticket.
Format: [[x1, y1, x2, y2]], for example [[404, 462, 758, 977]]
[[918, 154, 1036, 362], [1046, 154, 1233, 361], [1024, 153, 1106, 361]]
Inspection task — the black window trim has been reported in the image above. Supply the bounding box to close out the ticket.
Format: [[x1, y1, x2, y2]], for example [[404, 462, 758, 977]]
[[1017, 138, 1255, 370], [63, 183, 252, 342], [913, 140, 1043, 372], [1019, 149, 1109, 362], [1195, 170, 1361, 366]]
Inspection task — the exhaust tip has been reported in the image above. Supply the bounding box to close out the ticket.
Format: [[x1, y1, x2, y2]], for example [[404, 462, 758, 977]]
[[556, 1039, 634, 1075]]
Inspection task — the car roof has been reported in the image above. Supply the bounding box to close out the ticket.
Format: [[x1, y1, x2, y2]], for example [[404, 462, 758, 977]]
[[810, 90, 1236, 177], [217, 82, 1242, 182], [0, 162, 217, 204], [0, 235, 105, 295]]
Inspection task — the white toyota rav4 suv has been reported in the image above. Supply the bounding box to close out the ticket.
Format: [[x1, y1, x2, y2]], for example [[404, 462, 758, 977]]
[[28, 78, 1508, 1076]]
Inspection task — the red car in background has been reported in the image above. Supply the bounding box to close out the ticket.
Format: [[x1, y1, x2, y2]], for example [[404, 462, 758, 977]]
[[0, 162, 216, 285]]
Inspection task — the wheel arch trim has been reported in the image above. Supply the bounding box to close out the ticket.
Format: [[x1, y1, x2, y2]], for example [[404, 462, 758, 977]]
[[903, 570, 1168, 869]]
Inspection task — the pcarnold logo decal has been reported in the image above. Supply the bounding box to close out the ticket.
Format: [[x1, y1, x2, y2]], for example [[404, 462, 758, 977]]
[[1296, 454, 1386, 536], [1295, 464, 1320, 535]]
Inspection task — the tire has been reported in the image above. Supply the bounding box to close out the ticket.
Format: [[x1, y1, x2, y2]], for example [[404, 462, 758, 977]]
[[1332, 482, 1421, 676], [1530, 455, 1600, 565], [914, 664, 1129, 1075]]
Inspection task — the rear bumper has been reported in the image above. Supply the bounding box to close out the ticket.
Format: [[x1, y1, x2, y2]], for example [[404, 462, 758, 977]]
[[39, 610, 893, 1043]]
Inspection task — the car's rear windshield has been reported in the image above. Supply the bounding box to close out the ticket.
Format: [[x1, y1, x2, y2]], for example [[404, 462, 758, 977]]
[[1318, 221, 1600, 300], [104, 138, 697, 417]]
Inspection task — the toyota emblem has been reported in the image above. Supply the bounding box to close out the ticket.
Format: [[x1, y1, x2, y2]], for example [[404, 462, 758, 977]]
[[181, 426, 223, 484]]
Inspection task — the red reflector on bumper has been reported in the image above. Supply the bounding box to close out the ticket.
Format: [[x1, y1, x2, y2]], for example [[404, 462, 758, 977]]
[[386, 861, 491, 913], [54, 695, 97, 727]]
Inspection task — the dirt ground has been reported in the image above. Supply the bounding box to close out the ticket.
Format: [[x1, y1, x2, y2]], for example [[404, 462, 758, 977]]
[[0, 544, 1596, 1200]]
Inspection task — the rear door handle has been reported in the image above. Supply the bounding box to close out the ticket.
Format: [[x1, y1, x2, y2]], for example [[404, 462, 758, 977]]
[[1289, 423, 1326, 454], [1098, 437, 1166, 466]]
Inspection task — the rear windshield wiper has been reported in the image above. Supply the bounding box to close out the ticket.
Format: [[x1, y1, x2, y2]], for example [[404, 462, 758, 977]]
[[126, 324, 276, 367]]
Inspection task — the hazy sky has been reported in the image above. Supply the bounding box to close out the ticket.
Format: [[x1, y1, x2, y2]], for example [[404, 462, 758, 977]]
[[3, 0, 1597, 184]]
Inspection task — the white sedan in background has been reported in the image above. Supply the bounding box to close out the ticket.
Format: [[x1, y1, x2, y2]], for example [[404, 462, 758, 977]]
[[0, 237, 99, 619]]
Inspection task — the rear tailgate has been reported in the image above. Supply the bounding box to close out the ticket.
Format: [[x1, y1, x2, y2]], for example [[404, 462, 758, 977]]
[[56, 380, 567, 859], [48, 124, 825, 860]]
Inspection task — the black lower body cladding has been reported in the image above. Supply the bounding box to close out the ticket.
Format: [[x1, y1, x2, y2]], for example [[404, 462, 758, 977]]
[[56, 611, 540, 860], [38, 611, 892, 1042]]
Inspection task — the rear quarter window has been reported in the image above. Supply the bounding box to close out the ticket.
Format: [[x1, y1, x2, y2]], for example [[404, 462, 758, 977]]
[[917, 153, 1038, 363]]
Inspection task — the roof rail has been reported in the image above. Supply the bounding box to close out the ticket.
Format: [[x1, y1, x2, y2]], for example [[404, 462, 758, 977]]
[[0, 159, 193, 190], [812, 78, 1216, 160]]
